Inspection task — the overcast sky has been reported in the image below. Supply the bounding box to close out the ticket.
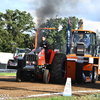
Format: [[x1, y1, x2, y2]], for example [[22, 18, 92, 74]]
[[1, 0, 100, 32]]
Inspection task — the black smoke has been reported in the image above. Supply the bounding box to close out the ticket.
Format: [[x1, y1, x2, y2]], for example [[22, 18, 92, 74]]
[[35, 0, 65, 28], [33, 0, 80, 28]]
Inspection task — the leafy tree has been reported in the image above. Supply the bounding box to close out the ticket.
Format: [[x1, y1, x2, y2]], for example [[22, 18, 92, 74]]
[[28, 35, 35, 50], [37, 17, 78, 54], [0, 31, 13, 52], [0, 9, 35, 52]]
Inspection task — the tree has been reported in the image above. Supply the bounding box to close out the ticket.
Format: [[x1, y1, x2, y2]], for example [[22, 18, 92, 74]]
[[37, 16, 78, 54], [0, 31, 13, 52], [0, 9, 35, 52]]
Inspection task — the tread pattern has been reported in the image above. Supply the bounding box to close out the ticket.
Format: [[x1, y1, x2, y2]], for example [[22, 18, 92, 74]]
[[43, 69, 49, 84], [92, 67, 96, 83], [50, 53, 67, 84], [16, 68, 22, 82]]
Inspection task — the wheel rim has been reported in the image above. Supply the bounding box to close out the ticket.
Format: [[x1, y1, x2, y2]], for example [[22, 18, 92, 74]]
[[47, 72, 50, 82]]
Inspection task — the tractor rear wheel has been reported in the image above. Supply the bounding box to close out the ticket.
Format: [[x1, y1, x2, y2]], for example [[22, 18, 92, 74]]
[[50, 53, 67, 84], [43, 69, 50, 84]]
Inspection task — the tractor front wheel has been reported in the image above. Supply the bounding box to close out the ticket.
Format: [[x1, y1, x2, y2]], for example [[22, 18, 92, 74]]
[[43, 69, 50, 84]]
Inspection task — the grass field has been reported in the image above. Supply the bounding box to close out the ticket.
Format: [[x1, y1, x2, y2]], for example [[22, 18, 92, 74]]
[[0, 72, 16, 76], [17, 94, 100, 100]]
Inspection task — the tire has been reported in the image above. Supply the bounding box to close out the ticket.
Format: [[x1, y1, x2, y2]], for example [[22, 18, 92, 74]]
[[98, 75, 100, 81], [92, 67, 96, 83], [50, 53, 67, 84], [16, 68, 22, 82], [43, 69, 50, 84], [18, 59, 24, 68], [96, 75, 98, 81], [16, 59, 24, 82]]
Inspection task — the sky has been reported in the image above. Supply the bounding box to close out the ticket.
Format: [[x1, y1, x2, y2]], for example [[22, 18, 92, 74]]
[[1, 0, 100, 32]]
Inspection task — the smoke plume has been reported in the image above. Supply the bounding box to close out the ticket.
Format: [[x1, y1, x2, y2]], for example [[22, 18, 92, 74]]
[[33, 0, 79, 28], [34, 0, 65, 28]]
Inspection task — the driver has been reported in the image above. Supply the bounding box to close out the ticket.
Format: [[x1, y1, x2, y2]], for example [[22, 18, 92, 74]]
[[80, 35, 91, 54], [80, 35, 87, 42], [80, 35, 90, 48], [40, 36, 49, 61]]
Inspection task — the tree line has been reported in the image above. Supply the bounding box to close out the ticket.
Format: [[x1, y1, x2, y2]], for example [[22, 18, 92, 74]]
[[0, 9, 78, 53]]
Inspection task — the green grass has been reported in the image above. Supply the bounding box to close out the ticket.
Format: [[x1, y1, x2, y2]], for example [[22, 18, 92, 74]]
[[0, 72, 16, 76], [12, 94, 100, 100], [22, 96, 75, 100]]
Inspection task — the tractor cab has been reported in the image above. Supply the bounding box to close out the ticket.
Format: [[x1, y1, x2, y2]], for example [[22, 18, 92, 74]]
[[70, 30, 97, 57]]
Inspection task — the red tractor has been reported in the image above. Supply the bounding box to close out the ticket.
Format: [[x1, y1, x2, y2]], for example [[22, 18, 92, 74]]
[[16, 28, 67, 84]]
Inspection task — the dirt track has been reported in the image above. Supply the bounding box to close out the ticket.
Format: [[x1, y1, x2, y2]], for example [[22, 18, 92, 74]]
[[0, 76, 100, 98]]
